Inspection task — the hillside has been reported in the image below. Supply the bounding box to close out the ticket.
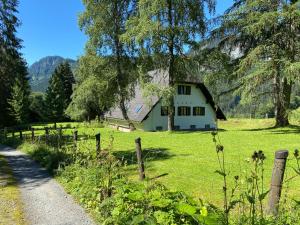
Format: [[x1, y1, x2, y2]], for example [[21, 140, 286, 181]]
[[29, 56, 77, 92]]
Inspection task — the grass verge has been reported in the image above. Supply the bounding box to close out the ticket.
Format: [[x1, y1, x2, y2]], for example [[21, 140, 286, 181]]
[[0, 155, 26, 225]]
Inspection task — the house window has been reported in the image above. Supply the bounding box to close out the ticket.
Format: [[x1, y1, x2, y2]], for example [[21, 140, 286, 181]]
[[178, 85, 191, 95], [193, 107, 205, 116], [161, 106, 175, 116], [161, 106, 169, 116], [178, 106, 191, 116]]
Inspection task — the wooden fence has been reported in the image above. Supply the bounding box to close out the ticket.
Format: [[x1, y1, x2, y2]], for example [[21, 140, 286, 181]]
[[0, 125, 290, 216]]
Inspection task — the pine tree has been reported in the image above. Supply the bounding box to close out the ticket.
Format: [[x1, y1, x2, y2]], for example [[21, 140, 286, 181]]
[[0, 0, 28, 127], [8, 58, 30, 124], [45, 66, 66, 121], [210, 0, 300, 127], [61, 62, 75, 108], [123, 0, 216, 131]]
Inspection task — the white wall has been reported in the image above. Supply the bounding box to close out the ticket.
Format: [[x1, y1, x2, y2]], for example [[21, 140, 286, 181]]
[[142, 84, 217, 131]]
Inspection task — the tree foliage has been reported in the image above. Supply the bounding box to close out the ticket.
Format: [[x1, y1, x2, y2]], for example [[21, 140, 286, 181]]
[[123, 0, 216, 130], [66, 54, 117, 121], [45, 62, 75, 121], [0, 0, 29, 126], [8, 61, 30, 124], [78, 0, 138, 125], [206, 0, 300, 126]]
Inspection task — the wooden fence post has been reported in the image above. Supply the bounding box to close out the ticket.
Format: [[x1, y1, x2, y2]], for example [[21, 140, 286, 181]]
[[58, 128, 62, 148], [45, 127, 49, 144], [267, 150, 289, 216], [73, 130, 78, 149], [31, 128, 35, 143], [54, 122, 57, 130], [12, 131, 15, 138], [135, 137, 145, 180], [95, 133, 101, 158]]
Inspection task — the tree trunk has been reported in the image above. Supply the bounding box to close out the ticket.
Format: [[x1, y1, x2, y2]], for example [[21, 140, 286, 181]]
[[119, 96, 135, 130], [274, 76, 291, 127], [167, 0, 175, 131]]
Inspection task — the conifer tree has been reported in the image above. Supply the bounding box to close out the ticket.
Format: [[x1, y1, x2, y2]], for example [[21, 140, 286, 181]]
[[123, 0, 216, 131], [0, 0, 28, 126], [61, 62, 75, 108], [8, 58, 30, 124], [45, 62, 75, 121], [210, 0, 300, 127], [45, 66, 66, 121]]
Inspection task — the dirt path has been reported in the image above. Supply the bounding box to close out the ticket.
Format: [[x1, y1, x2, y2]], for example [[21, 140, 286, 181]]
[[0, 145, 95, 225]]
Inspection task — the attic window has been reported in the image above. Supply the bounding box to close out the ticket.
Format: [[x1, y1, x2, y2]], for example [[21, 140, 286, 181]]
[[135, 105, 143, 113], [178, 85, 191, 95]]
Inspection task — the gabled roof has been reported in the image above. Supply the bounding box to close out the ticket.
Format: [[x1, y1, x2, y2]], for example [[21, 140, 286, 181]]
[[106, 69, 226, 122]]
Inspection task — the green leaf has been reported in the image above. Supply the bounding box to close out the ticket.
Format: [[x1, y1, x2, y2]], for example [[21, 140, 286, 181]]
[[246, 195, 255, 204], [127, 191, 144, 201], [258, 190, 270, 201], [293, 167, 300, 175], [215, 170, 226, 177], [150, 199, 172, 208], [227, 200, 241, 212], [131, 214, 145, 225], [176, 203, 197, 216]]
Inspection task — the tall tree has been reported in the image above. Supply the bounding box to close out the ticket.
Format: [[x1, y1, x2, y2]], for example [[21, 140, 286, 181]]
[[209, 0, 300, 127], [66, 54, 117, 121], [45, 65, 66, 121], [61, 61, 75, 107], [0, 0, 28, 127], [8, 58, 30, 124], [123, 0, 216, 131], [45, 62, 75, 121], [79, 0, 138, 128]]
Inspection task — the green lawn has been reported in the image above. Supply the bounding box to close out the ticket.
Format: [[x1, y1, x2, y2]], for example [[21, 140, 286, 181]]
[[28, 119, 300, 204], [28, 118, 300, 205]]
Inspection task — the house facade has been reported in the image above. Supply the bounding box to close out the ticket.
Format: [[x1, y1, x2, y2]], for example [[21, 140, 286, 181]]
[[106, 70, 226, 131]]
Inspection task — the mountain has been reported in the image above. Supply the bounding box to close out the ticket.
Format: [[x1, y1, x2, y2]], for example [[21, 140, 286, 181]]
[[29, 56, 77, 92]]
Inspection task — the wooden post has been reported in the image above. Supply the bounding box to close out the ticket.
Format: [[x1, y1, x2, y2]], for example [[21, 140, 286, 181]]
[[73, 130, 78, 148], [54, 122, 57, 130], [135, 137, 145, 180], [19, 130, 23, 140], [12, 131, 15, 138], [95, 133, 101, 158], [267, 150, 289, 216], [45, 127, 49, 144], [31, 128, 35, 143], [58, 128, 62, 148]]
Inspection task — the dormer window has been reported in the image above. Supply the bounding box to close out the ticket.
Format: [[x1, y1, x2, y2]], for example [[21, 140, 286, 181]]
[[178, 85, 191, 95]]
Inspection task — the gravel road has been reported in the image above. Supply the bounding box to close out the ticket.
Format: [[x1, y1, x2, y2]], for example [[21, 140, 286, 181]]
[[0, 145, 96, 225]]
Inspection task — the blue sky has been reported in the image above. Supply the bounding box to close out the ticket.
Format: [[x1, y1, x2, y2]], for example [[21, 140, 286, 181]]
[[17, 1, 234, 66]]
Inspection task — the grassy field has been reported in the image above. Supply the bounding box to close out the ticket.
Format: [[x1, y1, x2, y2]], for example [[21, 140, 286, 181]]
[[23, 118, 300, 205], [0, 155, 26, 225]]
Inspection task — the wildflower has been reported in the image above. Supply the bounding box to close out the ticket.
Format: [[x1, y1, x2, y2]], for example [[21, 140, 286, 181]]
[[211, 131, 217, 137], [252, 151, 257, 161], [216, 145, 224, 153]]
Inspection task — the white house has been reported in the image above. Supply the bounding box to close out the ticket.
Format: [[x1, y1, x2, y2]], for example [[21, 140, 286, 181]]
[[106, 70, 226, 131]]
